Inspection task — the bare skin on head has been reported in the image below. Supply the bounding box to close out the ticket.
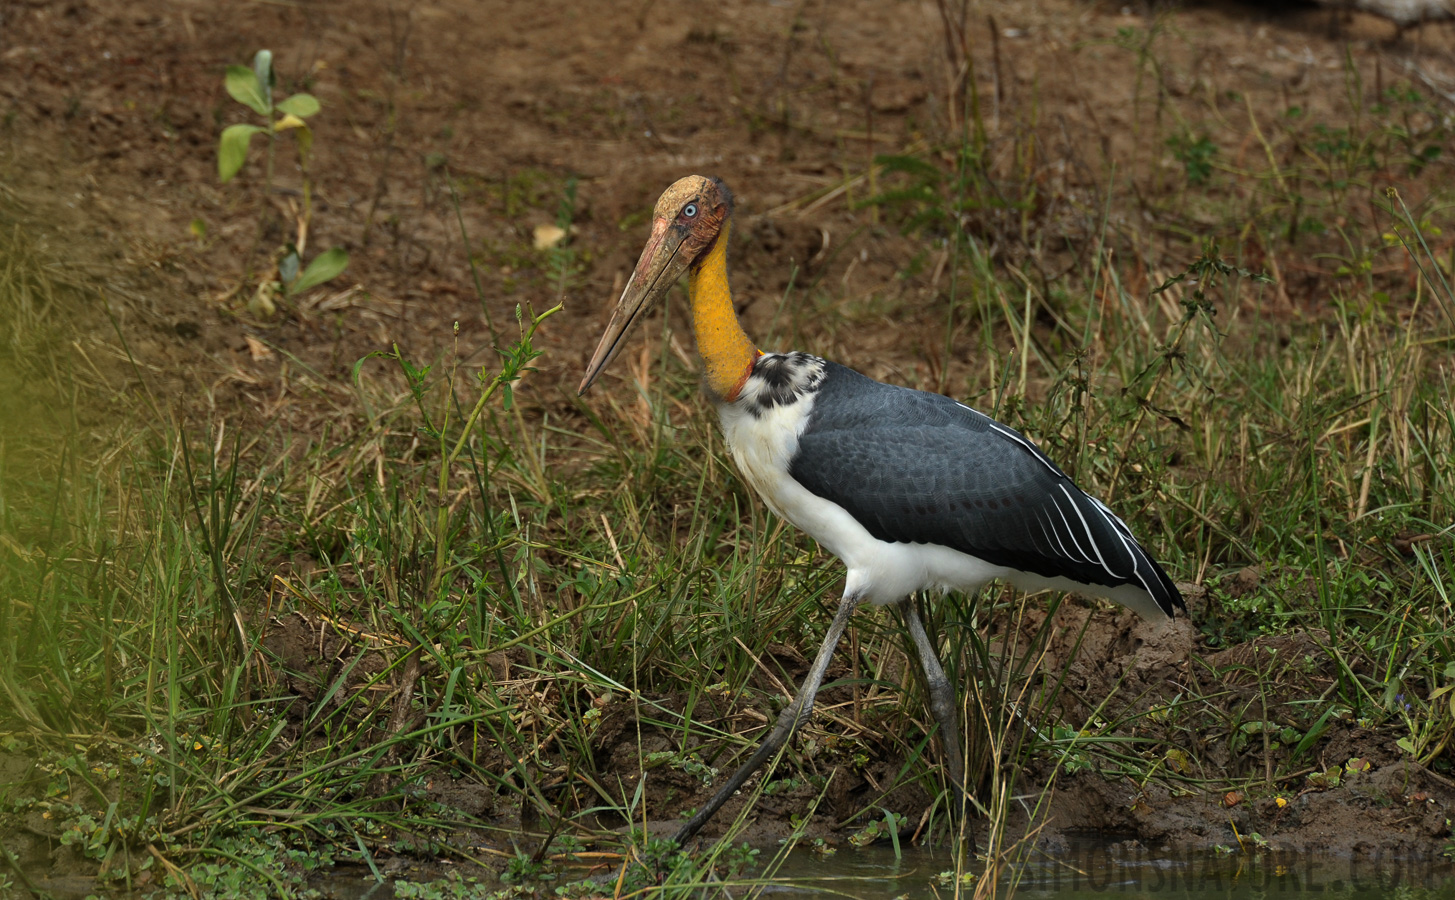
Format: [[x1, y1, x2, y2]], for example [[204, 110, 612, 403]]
[[579, 176, 755, 402]]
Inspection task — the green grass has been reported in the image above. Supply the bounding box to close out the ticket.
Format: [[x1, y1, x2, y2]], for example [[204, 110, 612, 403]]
[[2, 25, 1455, 900]]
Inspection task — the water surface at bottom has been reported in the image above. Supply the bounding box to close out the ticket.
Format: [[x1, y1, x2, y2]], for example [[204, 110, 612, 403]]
[[138, 838, 1453, 899], [763, 839, 1455, 900]]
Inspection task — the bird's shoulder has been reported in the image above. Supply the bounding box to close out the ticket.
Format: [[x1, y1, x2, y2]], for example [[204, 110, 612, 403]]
[[735, 351, 828, 415], [800, 360, 1070, 479]]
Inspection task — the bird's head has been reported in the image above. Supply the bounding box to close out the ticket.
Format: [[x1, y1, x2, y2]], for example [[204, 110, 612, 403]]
[[579, 175, 732, 394]]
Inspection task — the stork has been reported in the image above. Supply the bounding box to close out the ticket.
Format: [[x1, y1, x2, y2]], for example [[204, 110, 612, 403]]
[[579, 175, 1185, 847]]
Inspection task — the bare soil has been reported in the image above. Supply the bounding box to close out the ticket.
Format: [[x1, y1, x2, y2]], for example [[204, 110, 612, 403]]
[[3, 0, 1454, 881], [1014, 597, 1455, 858]]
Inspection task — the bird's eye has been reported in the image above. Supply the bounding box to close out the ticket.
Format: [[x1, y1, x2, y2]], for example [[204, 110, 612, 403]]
[[683, 203, 698, 218]]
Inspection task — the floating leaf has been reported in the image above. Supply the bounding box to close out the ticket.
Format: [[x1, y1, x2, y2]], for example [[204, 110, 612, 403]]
[[287, 247, 349, 295], [218, 123, 264, 182], [225, 65, 269, 115]]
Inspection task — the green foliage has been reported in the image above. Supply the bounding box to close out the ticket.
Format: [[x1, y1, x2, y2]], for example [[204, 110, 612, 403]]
[[1166, 132, 1217, 185], [282, 245, 350, 296], [217, 123, 265, 183], [394, 873, 522, 899], [216, 49, 348, 307], [217, 51, 321, 183], [645, 749, 718, 785], [862, 154, 953, 235], [718, 842, 760, 877], [501, 851, 549, 884], [847, 809, 907, 851], [158, 832, 327, 900]]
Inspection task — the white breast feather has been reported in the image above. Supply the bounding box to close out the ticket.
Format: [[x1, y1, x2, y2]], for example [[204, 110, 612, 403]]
[[715, 397, 811, 525]]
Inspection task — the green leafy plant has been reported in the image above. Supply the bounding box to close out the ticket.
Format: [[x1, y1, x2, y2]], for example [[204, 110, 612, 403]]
[[846, 808, 907, 853], [501, 851, 548, 884], [1167, 132, 1218, 185], [216, 49, 349, 314], [217, 50, 320, 185], [1396, 662, 1455, 763]]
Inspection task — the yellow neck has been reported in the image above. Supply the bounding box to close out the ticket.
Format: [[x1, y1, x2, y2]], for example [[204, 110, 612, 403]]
[[687, 221, 758, 400]]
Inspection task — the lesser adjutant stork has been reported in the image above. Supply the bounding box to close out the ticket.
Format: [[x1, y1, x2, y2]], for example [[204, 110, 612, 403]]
[[579, 175, 1185, 846]]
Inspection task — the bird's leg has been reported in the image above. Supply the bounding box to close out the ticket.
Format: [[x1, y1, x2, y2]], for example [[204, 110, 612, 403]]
[[673, 591, 860, 846], [903, 599, 975, 841]]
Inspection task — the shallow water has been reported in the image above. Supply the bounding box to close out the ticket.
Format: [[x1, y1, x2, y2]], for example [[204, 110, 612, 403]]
[[761, 839, 1455, 900], [40, 840, 1449, 899]]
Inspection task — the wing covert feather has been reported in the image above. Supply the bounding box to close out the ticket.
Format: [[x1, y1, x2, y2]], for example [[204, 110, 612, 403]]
[[788, 362, 1179, 609]]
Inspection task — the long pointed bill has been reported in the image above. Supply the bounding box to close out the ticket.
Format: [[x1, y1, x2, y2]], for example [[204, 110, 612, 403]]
[[579, 217, 694, 395]]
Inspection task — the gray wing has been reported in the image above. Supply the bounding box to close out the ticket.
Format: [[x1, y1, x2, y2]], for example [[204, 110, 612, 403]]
[[789, 362, 1182, 616]]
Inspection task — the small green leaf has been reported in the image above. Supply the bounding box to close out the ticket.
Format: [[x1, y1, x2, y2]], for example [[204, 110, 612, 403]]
[[1293, 706, 1338, 761], [252, 50, 274, 94], [352, 350, 393, 386], [251, 50, 274, 111], [224, 65, 269, 115], [276, 93, 321, 118], [218, 123, 264, 182], [286, 247, 349, 295]]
